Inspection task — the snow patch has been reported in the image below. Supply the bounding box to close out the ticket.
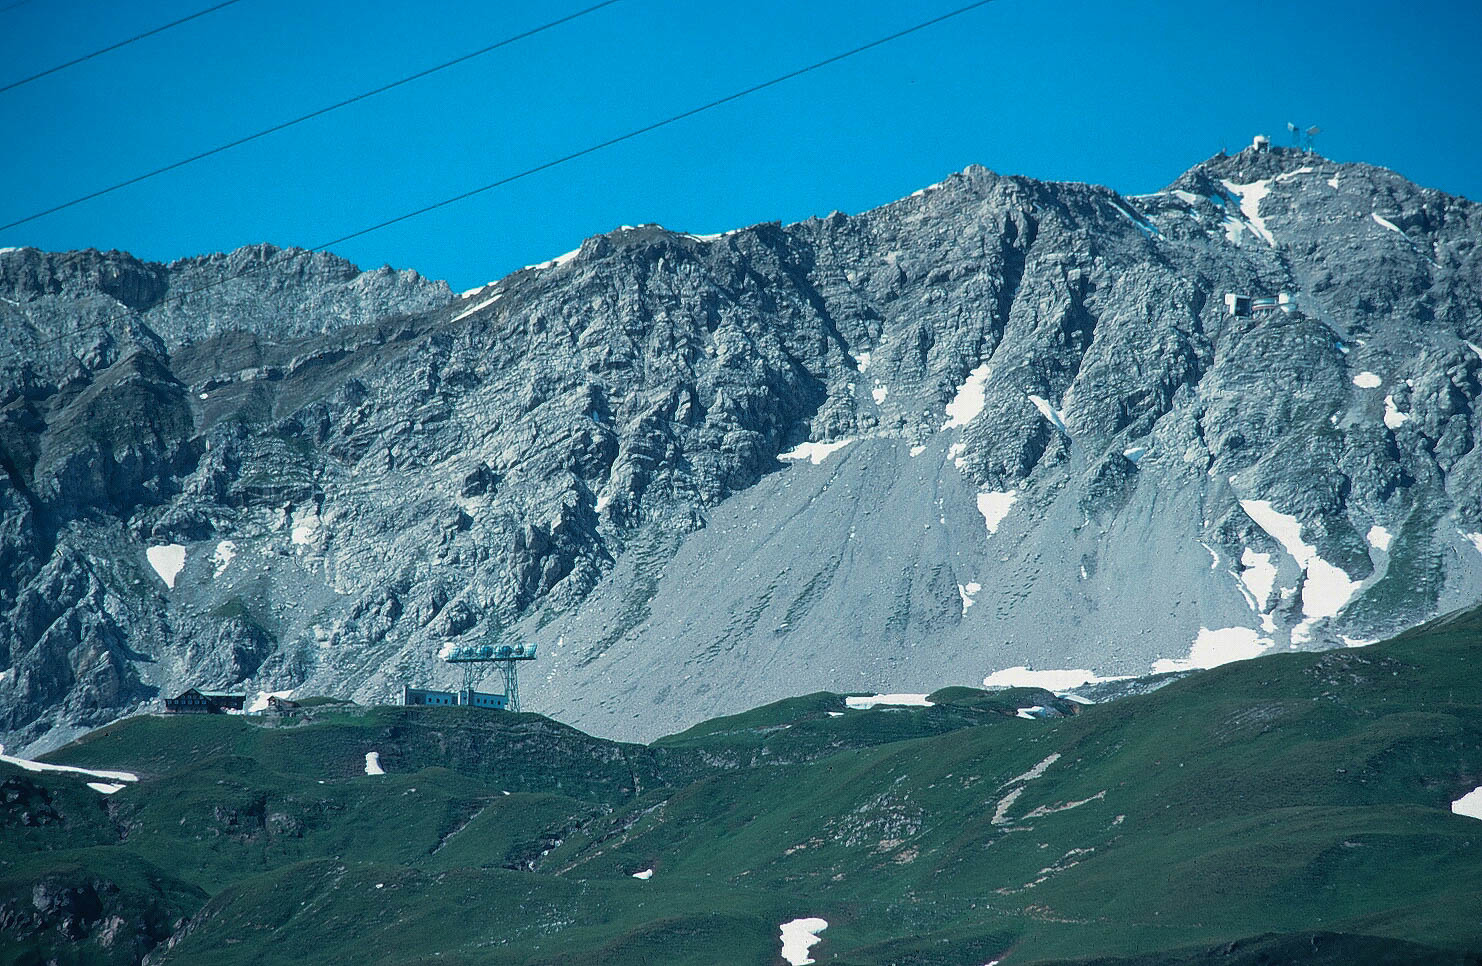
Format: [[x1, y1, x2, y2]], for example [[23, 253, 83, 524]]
[[291, 507, 323, 548], [984, 668, 1118, 691], [211, 540, 237, 578], [1352, 371, 1382, 389], [845, 694, 933, 710], [1367, 525, 1393, 552], [1122, 445, 1146, 463], [855, 351, 871, 373], [958, 581, 981, 612], [1371, 213, 1403, 234], [1274, 166, 1314, 182], [1152, 626, 1272, 673], [1238, 549, 1277, 609], [1221, 178, 1277, 246], [871, 384, 889, 404], [1297, 562, 1362, 640], [1461, 532, 1482, 555], [1015, 706, 1046, 720], [1027, 394, 1069, 434], [1240, 498, 1362, 628], [1327, 174, 1341, 189], [523, 248, 580, 272], [364, 752, 385, 776], [976, 491, 1017, 535], [909, 444, 927, 458], [1341, 636, 1379, 648], [1383, 395, 1409, 429], [86, 782, 127, 795], [451, 291, 502, 323], [1108, 197, 1159, 238], [779, 918, 828, 965], [247, 690, 293, 713], [1467, 342, 1482, 361], [779, 439, 854, 465], [146, 545, 186, 589], [1452, 786, 1482, 820], [1222, 214, 1246, 244], [0, 744, 138, 784], [631, 868, 654, 880], [943, 363, 991, 429]]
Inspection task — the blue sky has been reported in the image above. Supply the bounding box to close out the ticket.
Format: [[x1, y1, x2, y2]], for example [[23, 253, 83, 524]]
[[2, 0, 1479, 291]]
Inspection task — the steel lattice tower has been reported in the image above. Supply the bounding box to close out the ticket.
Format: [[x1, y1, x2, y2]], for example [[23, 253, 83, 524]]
[[443, 640, 536, 711]]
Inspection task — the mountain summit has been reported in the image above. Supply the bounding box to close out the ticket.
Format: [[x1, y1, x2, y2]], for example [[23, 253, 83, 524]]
[[2, 144, 1479, 751]]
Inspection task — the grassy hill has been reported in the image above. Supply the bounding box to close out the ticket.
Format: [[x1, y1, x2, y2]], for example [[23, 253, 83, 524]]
[[4, 608, 1481, 964]]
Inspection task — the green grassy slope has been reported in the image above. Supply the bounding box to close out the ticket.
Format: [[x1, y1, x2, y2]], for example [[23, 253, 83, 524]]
[[3, 607, 1480, 965]]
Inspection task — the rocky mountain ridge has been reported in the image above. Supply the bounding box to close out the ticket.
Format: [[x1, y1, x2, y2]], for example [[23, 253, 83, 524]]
[[1, 144, 1479, 752]]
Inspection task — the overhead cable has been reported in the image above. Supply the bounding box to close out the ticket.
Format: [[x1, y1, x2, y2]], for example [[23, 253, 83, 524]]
[[0, 0, 999, 362], [0, 0, 247, 96], [0, 0, 623, 232]]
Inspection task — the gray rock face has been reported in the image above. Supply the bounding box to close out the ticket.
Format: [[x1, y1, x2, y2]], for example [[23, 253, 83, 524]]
[[2, 146, 1479, 752]]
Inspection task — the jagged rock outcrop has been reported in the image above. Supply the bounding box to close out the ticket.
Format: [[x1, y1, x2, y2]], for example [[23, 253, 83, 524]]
[[1, 144, 1478, 751]]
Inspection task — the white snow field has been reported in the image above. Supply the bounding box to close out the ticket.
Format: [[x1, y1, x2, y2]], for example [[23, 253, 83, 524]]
[[1027, 394, 1069, 434], [1152, 626, 1272, 674], [779, 917, 828, 965], [1384, 395, 1410, 429], [146, 544, 187, 588], [1222, 178, 1277, 246], [1239, 498, 1362, 642], [211, 539, 237, 577], [845, 694, 934, 710], [1453, 786, 1482, 820], [982, 667, 1115, 691], [976, 491, 1017, 535], [943, 363, 991, 429], [364, 752, 385, 776], [779, 439, 854, 465]]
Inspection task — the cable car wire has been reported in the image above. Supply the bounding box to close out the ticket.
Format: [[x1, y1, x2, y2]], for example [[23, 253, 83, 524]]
[[0, 0, 623, 232], [0, 0, 999, 363], [0, 0, 248, 96]]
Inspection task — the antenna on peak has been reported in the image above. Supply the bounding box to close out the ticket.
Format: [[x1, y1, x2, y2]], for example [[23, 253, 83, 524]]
[[1305, 125, 1321, 153], [1287, 122, 1300, 147]]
